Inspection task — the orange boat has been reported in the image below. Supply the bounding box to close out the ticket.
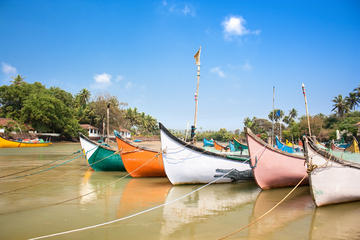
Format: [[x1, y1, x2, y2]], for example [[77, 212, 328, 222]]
[[213, 140, 226, 151], [114, 131, 166, 177]]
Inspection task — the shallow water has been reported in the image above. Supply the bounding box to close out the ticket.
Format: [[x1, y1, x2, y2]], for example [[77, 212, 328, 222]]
[[0, 143, 360, 240]]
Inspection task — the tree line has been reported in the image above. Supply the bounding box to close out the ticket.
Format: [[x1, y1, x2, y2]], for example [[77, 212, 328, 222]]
[[1, 75, 358, 143], [0, 75, 158, 139], [244, 84, 360, 143]]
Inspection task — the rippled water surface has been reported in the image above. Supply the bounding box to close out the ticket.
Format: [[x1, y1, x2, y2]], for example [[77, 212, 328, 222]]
[[1, 143, 360, 240]]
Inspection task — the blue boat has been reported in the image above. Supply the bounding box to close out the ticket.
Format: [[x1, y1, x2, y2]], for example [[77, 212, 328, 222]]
[[275, 136, 295, 154], [203, 138, 214, 147]]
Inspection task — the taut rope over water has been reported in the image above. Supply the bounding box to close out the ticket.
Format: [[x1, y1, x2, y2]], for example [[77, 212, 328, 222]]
[[0, 149, 82, 179], [0, 152, 159, 215], [29, 168, 236, 240]]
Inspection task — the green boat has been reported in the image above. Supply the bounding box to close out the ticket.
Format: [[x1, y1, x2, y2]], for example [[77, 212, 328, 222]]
[[233, 138, 248, 150], [79, 134, 125, 171]]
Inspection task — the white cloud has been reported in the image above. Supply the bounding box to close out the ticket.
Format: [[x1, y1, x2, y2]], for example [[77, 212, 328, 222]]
[[161, 1, 195, 17], [222, 16, 260, 40], [210, 67, 225, 78], [91, 73, 112, 89], [242, 61, 253, 71], [94, 73, 112, 84], [2, 62, 17, 75]]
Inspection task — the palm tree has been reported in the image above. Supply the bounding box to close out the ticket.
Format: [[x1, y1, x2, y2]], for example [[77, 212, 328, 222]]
[[284, 108, 298, 125], [78, 88, 90, 107], [268, 109, 284, 122], [289, 108, 298, 120], [354, 84, 360, 97], [345, 92, 359, 111], [332, 94, 349, 117], [243, 117, 254, 129], [11, 75, 25, 85]]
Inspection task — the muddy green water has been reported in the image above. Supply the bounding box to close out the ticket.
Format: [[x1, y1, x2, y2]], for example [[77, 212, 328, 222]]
[[0, 143, 360, 240]]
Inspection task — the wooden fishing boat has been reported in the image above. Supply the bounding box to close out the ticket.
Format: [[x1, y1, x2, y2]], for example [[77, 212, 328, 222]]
[[245, 127, 308, 190], [79, 133, 125, 171], [275, 136, 295, 154], [330, 140, 346, 151], [233, 137, 249, 155], [345, 137, 359, 153], [303, 136, 360, 206], [114, 131, 166, 177], [0, 135, 52, 148], [203, 138, 214, 147], [213, 140, 226, 151], [233, 137, 248, 151], [159, 123, 253, 185]]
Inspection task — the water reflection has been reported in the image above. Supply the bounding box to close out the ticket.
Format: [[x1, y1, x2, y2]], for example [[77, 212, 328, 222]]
[[247, 187, 314, 240], [117, 178, 172, 217], [160, 182, 260, 238], [309, 201, 360, 240]]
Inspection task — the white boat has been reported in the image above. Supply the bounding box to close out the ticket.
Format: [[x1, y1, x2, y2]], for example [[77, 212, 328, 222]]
[[303, 136, 360, 207], [159, 123, 253, 185]]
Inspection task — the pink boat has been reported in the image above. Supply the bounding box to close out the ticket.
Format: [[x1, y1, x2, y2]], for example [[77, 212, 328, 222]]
[[245, 128, 308, 190]]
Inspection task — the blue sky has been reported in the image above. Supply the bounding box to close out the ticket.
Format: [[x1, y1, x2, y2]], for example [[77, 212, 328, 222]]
[[1, 0, 359, 130]]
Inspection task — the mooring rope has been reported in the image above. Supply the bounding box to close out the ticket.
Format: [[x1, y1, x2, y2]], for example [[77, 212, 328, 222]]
[[217, 174, 307, 240], [0, 153, 85, 181], [0, 145, 104, 181], [0, 149, 82, 179], [29, 168, 236, 240], [0, 147, 116, 195], [0, 152, 160, 215]]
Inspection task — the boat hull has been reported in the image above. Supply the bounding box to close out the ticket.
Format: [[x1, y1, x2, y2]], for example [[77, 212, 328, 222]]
[[0, 136, 52, 148], [79, 135, 125, 171], [304, 137, 360, 206], [160, 123, 253, 185], [115, 134, 166, 177], [213, 140, 226, 151], [245, 128, 308, 190]]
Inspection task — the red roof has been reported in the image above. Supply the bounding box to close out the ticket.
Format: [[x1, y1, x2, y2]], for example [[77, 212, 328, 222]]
[[80, 124, 99, 130]]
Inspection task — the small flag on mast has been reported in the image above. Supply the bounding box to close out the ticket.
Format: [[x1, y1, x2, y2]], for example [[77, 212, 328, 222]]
[[194, 46, 201, 65]]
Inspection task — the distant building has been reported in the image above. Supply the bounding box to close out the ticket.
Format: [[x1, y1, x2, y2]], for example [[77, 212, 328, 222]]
[[80, 124, 102, 139], [117, 128, 131, 139]]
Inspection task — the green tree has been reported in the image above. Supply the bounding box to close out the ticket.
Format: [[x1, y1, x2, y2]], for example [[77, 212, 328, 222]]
[[268, 109, 284, 122], [87, 95, 128, 134], [20, 92, 80, 138], [332, 94, 349, 117], [346, 92, 359, 111]]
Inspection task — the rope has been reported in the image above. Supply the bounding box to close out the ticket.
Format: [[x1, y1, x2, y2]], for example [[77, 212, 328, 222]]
[[0, 153, 84, 181], [0, 146, 99, 194], [0, 145, 102, 181], [29, 168, 236, 240], [217, 174, 307, 240], [0, 153, 160, 215], [0, 150, 82, 179]]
